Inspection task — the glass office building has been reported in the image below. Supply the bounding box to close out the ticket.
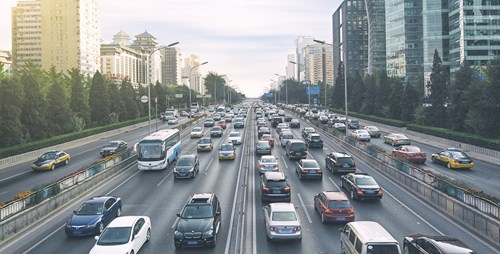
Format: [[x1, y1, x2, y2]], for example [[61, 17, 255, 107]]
[[364, 0, 387, 74]]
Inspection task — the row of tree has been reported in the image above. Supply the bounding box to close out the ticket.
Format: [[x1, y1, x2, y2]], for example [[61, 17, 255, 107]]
[[0, 63, 245, 148], [263, 51, 500, 138]]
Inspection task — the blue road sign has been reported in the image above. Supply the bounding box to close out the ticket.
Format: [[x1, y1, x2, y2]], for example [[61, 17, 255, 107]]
[[266, 92, 274, 98], [306, 86, 320, 95], [313, 98, 318, 104]]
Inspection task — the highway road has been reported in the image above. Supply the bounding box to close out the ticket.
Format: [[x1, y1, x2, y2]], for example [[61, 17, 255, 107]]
[[0, 107, 497, 254], [0, 117, 191, 203]]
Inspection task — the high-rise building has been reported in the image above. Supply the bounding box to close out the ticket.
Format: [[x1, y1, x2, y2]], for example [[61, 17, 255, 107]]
[[182, 54, 205, 94], [12, 0, 42, 71], [295, 36, 314, 81], [100, 31, 142, 88], [364, 0, 387, 74], [448, 0, 500, 73], [131, 30, 161, 85], [385, 0, 423, 85], [12, 0, 100, 75], [286, 54, 295, 79], [332, 0, 368, 77], [161, 47, 182, 86], [303, 44, 334, 85], [0, 50, 13, 76]]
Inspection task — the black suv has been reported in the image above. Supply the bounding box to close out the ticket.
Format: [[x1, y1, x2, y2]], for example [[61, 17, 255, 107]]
[[306, 133, 324, 149], [174, 193, 221, 249], [325, 152, 356, 174], [260, 172, 291, 202], [286, 139, 308, 160]]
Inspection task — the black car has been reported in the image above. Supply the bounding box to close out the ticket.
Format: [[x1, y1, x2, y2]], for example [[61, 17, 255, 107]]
[[306, 134, 323, 149], [204, 118, 215, 127], [258, 127, 271, 139], [285, 140, 307, 160], [260, 172, 291, 202], [296, 159, 323, 180], [65, 196, 122, 236], [256, 140, 272, 155], [325, 152, 356, 174], [340, 173, 383, 201], [301, 127, 316, 138], [210, 126, 223, 137], [284, 115, 292, 122], [174, 193, 221, 249], [347, 120, 360, 129], [173, 154, 199, 179], [289, 119, 301, 128], [100, 140, 127, 157], [403, 234, 476, 254], [234, 119, 245, 129]]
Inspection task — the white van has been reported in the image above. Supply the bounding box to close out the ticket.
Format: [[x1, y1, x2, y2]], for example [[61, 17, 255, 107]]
[[339, 221, 401, 254]]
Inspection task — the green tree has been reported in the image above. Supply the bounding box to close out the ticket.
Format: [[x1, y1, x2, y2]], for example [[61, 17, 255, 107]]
[[0, 78, 25, 147], [119, 79, 139, 121], [448, 62, 474, 132], [387, 79, 404, 119], [46, 80, 73, 136], [89, 71, 110, 126], [332, 62, 345, 108], [472, 58, 500, 137], [427, 49, 449, 127], [19, 63, 47, 141], [400, 82, 420, 122], [348, 72, 365, 112], [108, 81, 122, 123], [360, 75, 376, 115], [374, 73, 390, 116], [69, 68, 90, 126]]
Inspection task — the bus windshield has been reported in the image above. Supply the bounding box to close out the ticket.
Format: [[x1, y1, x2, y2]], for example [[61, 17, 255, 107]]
[[138, 140, 164, 161]]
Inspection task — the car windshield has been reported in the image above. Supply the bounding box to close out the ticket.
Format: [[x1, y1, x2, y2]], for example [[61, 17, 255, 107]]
[[218, 121, 225, 124], [212, 127, 222, 131], [405, 146, 421, 152], [291, 142, 306, 151], [75, 203, 103, 215], [358, 130, 369, 135], [221, 145, 234, 151], [355, 177, 377, 185], [261, 135, 272, 139], [181, 205, 213, 219], [199, 139, 211, 144], [283, 134, 293, 139], [272, 211, 297, 221], [258, 141, 270, 147], [176, 157, 193, 166], [97, 227, 131, 246], [302, 161, 319, 168], [259, 128, 269, 132], [40, 153, 57, 160], [230, 133, 240, 137], [261, 157, 276, 163], [305, 128, 315, 133], [267, 180, 287, 188], [392, 134, 406, 139], [366, 244, 400, 254], [192, 127, 202, 132], [105, 142, 120, 148], [328, 201, 351, 209], [366, 126, 378, 131], [337, 157, 354, 164], [449, 151, 468, 159], [311, 136, 321, 140]]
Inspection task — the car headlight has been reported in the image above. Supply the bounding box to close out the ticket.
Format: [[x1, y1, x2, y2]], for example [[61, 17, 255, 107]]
[[203, 229, 214, 237], [174, 231, 184, 237], [189, 167, 194, 172], [173, 167, 177, 172]]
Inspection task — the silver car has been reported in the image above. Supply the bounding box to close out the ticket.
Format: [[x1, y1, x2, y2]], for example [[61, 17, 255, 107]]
[[363, 126, 381, 138], [258, 155, 279, 174], [280, 132, 295, 147], [263, 203, 302, 241]]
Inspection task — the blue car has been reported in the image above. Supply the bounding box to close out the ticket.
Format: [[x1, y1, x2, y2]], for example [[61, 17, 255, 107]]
[[65, 196, 122, 236]]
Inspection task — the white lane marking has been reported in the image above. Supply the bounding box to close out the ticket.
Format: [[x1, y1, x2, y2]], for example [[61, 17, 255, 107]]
[[156, 170, 173, 187], [0, 170, 31, 183], [328, 177, 341, 190], [281, 156, 288, 169], [22, 224, 66, 254], [171, 217, 180, 229], [297, 192, 313, 224], [251, 137, 257, 254], [108, 170, 141, 194], [204, 157, 214, 174]]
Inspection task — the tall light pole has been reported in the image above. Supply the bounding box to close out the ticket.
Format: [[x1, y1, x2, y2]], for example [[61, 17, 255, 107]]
[[146, 41, 179, 134], [314, 39, 348, 134], [289, 61, 311, 108], [270, 79, 277, 104], [214, 74, 226, 106], [189, 61, 208, 108]]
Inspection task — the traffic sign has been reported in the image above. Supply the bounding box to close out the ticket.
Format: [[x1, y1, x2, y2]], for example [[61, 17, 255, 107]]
[[307, 86, 320, 95], [175, 94, 183, 98], [205, 94, 212, 98], [196, 95, 203, 98], [140, 95, 148, 103], [313, 98, 318, 104]]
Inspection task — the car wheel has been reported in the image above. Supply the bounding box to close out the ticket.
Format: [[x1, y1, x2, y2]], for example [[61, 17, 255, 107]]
[[210, 233, 217, 248], [51, 164, 55, 170], [321, 212, 326, 224], [403, 244, 410, 254], [97, 223, 104, 235], [116, 207, 122, 217], [431, 156, 436, 163], [340, 242, 346, 254], [65, 159, 69, 165], [174, 242, 181, 249], [130, 251, 134, 254], [146, 228, 151, 242], [447, 162, 452, 169], [340, 180, 344, 188], [350, 190, 356, 200]]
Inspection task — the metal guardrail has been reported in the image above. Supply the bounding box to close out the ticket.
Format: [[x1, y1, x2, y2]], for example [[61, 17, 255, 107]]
[[293, 110, 500, 220]]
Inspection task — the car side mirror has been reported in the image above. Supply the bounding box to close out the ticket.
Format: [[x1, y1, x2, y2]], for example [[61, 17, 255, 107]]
[[134, 234, 139, 240], [73, 210, 77, 214], [94, 236, 99, 241], [177, 213, 181, 217], [338, 228, 344, 233], [216, 211, 221, 216]]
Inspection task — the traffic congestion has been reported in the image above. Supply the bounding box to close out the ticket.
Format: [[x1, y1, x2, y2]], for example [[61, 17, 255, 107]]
[[0, 101, 495, 254]]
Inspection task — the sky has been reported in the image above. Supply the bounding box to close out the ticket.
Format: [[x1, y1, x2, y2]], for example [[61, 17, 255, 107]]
[[0, 0, 341, 98]]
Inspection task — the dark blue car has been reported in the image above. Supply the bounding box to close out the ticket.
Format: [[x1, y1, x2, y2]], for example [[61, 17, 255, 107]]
[[65, 196, 122, 236]]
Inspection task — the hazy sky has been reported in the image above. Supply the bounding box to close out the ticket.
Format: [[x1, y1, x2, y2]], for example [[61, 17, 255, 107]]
[[0, 0, 341, 97]]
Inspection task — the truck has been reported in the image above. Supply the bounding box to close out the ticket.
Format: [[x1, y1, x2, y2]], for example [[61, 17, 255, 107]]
[[164, 109, 178, 118], [190, 102, 200, 113]]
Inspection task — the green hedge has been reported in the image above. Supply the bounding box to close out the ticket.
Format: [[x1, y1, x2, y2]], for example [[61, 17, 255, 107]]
[[0, 117, 149, 159], [407, 124, 500, 151], [328, 108, 408, 127]]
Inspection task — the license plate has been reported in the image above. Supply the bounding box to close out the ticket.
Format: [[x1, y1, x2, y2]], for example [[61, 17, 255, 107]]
[[343, 164, 350, 168], [187, 240, 197, 245], [279, 229, 292, 234], [336, 217, 346, 221], [309, 170, 316, 173], [272, 190, 281, 194]]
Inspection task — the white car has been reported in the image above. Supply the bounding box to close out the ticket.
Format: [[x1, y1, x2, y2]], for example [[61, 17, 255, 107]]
[[350, 130, 371, 141], [258, 155, 279, 174], [89, 216, 151, 254], [263, 203, 302, 241], [228, 131, 242, 145], [190, 127, 204, 138]]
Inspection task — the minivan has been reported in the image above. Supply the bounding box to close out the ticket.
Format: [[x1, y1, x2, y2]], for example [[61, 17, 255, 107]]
[[339, 221, 401, 254], [271, 116, 284, 128], [286, 139, 307, 160]]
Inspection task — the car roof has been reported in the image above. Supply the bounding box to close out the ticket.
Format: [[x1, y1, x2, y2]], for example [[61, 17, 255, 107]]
[[352, 173, 374, 180], [261, 155, 276, 160], [264, 172, 285, 180], [269, 203, 296, 212], [347, 221, 396, 242], [179, 154, 196, 159], [309, 133, 320, 137], [322, 191, 349, 201], [85, 196, 114, 204], [230, 131, 240, 135], [331, 152, 351, 157], [107, 216, 144, 227]]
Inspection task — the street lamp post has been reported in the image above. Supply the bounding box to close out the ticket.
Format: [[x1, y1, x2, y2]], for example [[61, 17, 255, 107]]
[[270, 79, 277, 104], [146, 41, 179, 134], [189, 61, 208, 108], [313, 39, 348, 135]]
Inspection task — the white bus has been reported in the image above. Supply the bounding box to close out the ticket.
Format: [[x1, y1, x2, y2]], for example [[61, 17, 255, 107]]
[[137, 129, 181, 170], [190, 102, 199, 113]]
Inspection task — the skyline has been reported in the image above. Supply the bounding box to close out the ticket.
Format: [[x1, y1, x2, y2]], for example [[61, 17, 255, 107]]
[[0, 0, 341, 98]]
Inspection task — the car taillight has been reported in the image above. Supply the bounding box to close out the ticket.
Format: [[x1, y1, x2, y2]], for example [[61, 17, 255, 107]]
[[377, 189, 383, 195], [324, 208, 332, 214], [262, 187, 269, 192], [260, 164, 265, 168], [356, 189, 363, 195], [269, 226, 277, 232], [283, 186, 290, 192], [294, 226, 301, 232]]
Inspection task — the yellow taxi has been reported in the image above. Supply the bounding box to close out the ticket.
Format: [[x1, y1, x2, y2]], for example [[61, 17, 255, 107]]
[[431, 148, 474, 169], [31, 150, 71, 171], [197, 137, 213, 152]]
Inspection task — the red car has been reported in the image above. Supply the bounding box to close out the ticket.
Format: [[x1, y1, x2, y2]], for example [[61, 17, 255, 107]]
[[260, 134, 274, 147], [217, 120, 227, 129], [392, 145, 426, 163], [314, 191, 354, 223]]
